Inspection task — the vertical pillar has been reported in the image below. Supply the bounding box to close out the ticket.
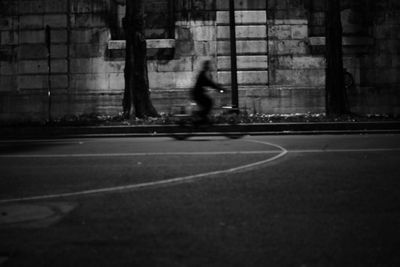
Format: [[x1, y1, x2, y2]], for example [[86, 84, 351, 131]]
[[46, 25, 52, 122], [229, 0, 239, 110]]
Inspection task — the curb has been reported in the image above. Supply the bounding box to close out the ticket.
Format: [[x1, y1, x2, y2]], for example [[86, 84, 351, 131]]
[[1, 121, 400, 139]]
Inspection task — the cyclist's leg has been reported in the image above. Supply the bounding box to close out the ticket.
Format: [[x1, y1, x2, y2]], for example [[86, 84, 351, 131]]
[[195, 96, 212, 124]]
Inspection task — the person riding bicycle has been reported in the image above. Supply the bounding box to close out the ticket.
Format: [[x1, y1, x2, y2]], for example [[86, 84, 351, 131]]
[[191, 60, 225, 125]]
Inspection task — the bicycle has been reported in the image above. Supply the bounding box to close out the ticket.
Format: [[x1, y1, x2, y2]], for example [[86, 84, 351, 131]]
[[170, 100, 243, 140]]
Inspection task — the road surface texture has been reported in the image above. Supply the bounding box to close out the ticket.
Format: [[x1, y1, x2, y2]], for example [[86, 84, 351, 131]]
[[1, 134, 400, 266]]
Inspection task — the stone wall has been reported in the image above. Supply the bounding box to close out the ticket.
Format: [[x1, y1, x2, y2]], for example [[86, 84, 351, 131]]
[[306, 0, 400, 114], [231, 0, 326, 114], [148, 0, 327, 115], [0, 0, 122, 121], [0, 0, 399, 122], [355, 0, 400, 114]]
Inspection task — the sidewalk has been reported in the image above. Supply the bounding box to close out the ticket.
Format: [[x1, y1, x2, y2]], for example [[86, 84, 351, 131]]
[[1, 121, 400, 139]]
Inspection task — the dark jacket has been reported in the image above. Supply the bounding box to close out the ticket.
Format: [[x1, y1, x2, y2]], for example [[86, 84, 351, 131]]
[[191, 70, 223, 100]]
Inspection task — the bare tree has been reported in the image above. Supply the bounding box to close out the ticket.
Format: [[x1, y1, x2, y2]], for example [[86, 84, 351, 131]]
[[123, 0, 158, 119], [325, 0, 349, 115]]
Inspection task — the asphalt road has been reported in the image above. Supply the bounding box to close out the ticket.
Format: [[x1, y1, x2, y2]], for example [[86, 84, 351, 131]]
[[0, 134, 400, 266]]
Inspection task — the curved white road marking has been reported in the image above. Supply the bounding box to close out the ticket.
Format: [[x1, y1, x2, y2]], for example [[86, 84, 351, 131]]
[[0, 140, 287, 204], [289, 148, 400, 153], [1, 148, 399, 158], [0, 151, 280, 158]]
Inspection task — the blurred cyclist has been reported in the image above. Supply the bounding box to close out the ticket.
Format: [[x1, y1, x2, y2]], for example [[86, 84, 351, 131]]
[[190, 60, 225, 125]]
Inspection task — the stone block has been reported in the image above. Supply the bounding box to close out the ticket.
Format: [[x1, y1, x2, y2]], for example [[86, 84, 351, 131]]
[[210, 40, 218, 55], [194, 41, 215, 56], [70, 14, 107, 28], [44, 0, 68, 13], [106, 61, 125, 73], [17, 44, 46, 59], [309, 37, 325, 46], [156, 57, 193, 72], [147, 61, 158, 72], [268, 25, 291, 39], [174, 71, 197, 88], [373, 68, 398, 84], [72, 28, 111, 45], [342, 37, 374, 46], [70, 29, 88, 43], [0, 61, 16, 75], [18, 74, 68, 89], [271, 19, 308, 25], [70, 44, 105, 58], [70, 0, 92, 13], [50, 74, 69, 89], [175, 26, 192, 41], [107, 40, 125, 50], [18, 44, 66, 60], [242, 87, 325, 114], [274, 69, 325, 86], [217, 11, 267, 24], [359, 68, 376, 85], [148, 72, 176, 89], [19, 15, 43, 29], [311, 12, 325, 26], [148, 70, 196, 89], [191, 25, 215, 41], [18, 0, 45, 14], [0, 1, 18, 15], [44, 15, 68, 28], [0, 46, 16, 61], [71, 74, 110, 90], [218, 70, 268, 85], [269, 40, 308, 55], [277, 56, 325, 69], [18, 60, 48, 74], [51, 44, 68, 59], [20, 30, 45, 44], [1, 30, 19, 45], [51, 30, 68, 43], [52, 59, 68, 73], [393, 57, 400, 68], [218, 25, 267, 39], [217, 0, 267, 10], [0, 75, 16, 91], [70, 58, 90, 73], [91, 58, 108, 74], [192, 56, 215, 71], [146, 39, 175, 49], [376, 40, 399, 54], [291, 25, 308, 39], [217, 40, 267, 55], [217, 55, 268, 70], [17, 74, 45, 89], [0, 17, 18, 31], [175, 40, 195, 56], [373, 54, 393, 68], [108, 73, 124, 90]]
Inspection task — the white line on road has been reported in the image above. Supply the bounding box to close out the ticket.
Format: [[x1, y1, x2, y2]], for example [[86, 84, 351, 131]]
[[0, 140, 287, 204], [0, 151, 279, 158], [288, 148, 400, 153], [1, 148, 398, 158]]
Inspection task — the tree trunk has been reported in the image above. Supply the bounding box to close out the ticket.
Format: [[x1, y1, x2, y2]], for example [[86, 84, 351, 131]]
[[325, 0, 349, 116], [123, 0, 158, 119]]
